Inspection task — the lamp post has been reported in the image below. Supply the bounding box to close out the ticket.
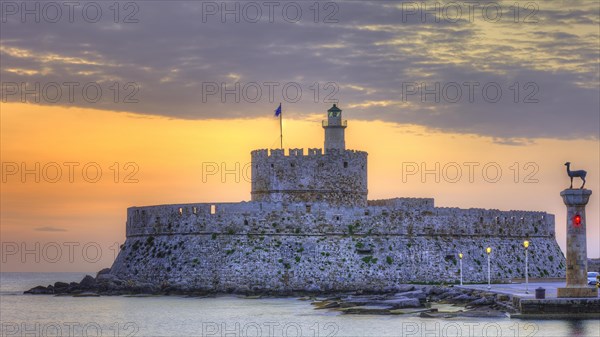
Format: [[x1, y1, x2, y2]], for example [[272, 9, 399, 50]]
[[486, 247, 492, 290], [523, 240, 530, 294], [459, 253, 463, 286]]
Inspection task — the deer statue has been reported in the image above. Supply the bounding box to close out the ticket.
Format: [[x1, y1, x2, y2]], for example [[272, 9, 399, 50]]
[[565, 162, 587, 189]]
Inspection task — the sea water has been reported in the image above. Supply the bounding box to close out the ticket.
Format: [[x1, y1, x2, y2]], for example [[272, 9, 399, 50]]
[[1, 273, 598, 337]]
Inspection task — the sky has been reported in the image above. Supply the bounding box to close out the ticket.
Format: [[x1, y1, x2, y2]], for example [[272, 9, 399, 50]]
[[1, 1, 599, 272]]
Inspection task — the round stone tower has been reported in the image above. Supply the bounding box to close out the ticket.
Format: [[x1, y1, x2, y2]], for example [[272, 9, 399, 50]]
[[250, 104, 367, 206]]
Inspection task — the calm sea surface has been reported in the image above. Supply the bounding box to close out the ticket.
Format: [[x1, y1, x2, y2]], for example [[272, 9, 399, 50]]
[[1, 273, 598, 337]]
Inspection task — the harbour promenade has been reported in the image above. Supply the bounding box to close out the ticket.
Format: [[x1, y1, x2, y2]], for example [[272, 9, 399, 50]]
[[457, 281, 600, 318]]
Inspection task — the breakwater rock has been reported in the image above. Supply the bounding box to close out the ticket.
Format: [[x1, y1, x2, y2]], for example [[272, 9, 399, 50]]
[[309, 285, 515, 317]]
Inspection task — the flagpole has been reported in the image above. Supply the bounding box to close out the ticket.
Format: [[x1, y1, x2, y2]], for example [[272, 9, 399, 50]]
[[279, 103, 283, 149]]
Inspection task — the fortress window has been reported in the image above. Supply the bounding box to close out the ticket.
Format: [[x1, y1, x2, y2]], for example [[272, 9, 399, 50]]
[[178, 207, 183, 216], [291, 163, 295, 167], [335, 216, 340, 221], [271, 164, 274, 168], [210, 205, 216, 215], [193, 207, 198, 214], [343, 161, 348, 168], [306, 205, 311, 213]]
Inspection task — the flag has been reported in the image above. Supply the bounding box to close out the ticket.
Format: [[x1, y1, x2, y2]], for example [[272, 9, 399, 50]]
[[274, 103, 282, 117]]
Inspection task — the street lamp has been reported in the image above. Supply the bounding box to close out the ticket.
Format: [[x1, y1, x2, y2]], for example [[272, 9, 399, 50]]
[[523, 240, 530, 294], [486, 247, 492, 290], [458, 253, 464, 286]]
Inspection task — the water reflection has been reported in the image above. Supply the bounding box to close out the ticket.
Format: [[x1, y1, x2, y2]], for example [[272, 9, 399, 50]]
[[567, 319, 587, 337]]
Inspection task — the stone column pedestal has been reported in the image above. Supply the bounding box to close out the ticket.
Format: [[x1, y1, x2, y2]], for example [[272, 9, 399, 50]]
[[557, 188, 597, 298]]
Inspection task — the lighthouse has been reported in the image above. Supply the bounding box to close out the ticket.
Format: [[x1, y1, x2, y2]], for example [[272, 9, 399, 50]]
[[323, 104, 347, 152]]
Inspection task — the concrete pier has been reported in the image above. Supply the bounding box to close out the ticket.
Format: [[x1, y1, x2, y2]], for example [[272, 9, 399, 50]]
[[458, 282, 600, 318]]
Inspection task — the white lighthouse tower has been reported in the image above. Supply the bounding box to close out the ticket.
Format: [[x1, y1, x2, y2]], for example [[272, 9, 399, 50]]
[[323, 104, 347, 152]]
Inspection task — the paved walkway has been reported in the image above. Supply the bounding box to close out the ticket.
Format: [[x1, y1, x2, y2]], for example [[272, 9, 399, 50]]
[[456, 282, 600, 299]]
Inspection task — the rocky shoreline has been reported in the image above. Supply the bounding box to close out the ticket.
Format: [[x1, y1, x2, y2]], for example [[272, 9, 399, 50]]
[[308, 284, 514, 318], [24, 269, 172, 296], [24, 270, 517, 318]]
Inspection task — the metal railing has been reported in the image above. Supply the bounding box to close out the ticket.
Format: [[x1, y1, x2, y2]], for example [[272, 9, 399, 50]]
[[322, 120, 347, 127]]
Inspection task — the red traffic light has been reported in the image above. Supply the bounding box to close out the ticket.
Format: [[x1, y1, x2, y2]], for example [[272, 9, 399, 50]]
[[573, 214, 582, 226]]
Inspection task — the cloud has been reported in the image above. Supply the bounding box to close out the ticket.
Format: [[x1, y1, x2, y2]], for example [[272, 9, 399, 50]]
[[1, 1, 598, 141], [34, 226, 67, 232], [492, 138, 536, 146]]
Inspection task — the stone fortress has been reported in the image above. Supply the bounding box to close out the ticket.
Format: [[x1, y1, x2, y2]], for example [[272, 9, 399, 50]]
[[109, 105, 566, 293]]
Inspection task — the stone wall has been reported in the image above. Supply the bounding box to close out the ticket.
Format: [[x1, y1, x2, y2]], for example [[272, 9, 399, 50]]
[[109, 198, 566, 292], [250, 148, 368, 207]]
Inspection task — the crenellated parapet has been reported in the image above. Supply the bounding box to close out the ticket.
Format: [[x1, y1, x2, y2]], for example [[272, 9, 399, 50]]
[[250, 148, 368, 207], [368, 197, 435, 209], [250, 148, 359, 157]]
